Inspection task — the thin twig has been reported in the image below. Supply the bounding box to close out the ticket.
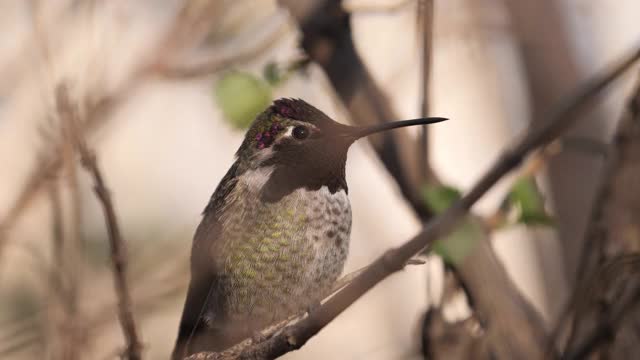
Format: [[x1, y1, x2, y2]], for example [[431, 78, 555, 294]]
[[187, 41, 640, 360], [57, 81, 85, 360], [47, 179, 64, 295], [46, 173, 86, 359], [329, 259, 425, 295], [46, 178, 68, 358], [418, 0, 436, 328], [418, 0, 434, 184], [56, 87, 143, 360]]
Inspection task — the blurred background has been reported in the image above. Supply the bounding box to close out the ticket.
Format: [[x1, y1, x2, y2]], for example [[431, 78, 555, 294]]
[[0, 0, 639, 359]]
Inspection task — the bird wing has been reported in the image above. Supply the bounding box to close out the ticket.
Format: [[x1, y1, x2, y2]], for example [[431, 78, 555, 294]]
[[172, 161, 240, 359]]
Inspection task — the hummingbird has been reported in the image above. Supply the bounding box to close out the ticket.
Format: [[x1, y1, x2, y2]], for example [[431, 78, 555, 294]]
[[172, 98, 446, 359]]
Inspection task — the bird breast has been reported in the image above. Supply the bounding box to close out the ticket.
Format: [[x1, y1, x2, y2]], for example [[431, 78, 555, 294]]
[[214, 167, 352, 321]]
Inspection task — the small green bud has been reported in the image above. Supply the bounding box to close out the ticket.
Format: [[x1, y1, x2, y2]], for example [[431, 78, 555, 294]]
[[215, 71, 272, 129]]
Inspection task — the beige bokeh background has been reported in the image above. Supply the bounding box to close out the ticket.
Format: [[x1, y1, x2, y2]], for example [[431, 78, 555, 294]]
[[0, 1, 638, 359]]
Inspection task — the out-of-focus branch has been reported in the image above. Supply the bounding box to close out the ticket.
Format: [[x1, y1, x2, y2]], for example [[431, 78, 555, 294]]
[[33, 2, 84, 349], [418, 0, 435, 184], [45, 171, 84, 359], [426, 2, 549, 356], [159, 11, 290, 79], [561, 256, 640, 359], [0, 1, 257, 268], [185, 41, 640, 360], [47, 180, 64, 282], [484, 141, 562, 229], [46, 177, 73, 359], [455, 218, 548, 358], [279, 0, 435, 219], [428, 143, 561, 358], [422, 305, 487, 359], [501, 0, 610, 282], [55, 87, 142, 360], [559, 72, 640, 358], [343, 0, 414, 13], [58, 82, 85, 360]]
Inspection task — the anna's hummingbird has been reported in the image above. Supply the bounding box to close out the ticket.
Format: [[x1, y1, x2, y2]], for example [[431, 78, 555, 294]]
[[172, 98, 446, 358]]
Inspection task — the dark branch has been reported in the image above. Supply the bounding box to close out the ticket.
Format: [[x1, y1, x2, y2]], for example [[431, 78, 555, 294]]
[[279, 0, 435, 219]]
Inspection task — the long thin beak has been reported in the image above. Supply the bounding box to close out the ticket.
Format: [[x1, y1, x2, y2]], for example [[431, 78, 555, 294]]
[[344, 117, 448, 141]]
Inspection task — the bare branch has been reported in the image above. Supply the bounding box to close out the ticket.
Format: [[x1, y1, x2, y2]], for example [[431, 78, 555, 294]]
[[46, 174, 85, 359], [418, 0, 435, 184], [55, 87, 143, 360], [57, 80, 85, 360], [330, 259, 425, 295], [186, 42, 640, 360]]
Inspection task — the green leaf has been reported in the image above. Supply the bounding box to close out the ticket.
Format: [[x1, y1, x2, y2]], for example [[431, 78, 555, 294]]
[[433, 217, 482, 265], [421, 184, 478, 265], [215, 71, 272, 129], [508, 176, 554, 226], [421, 184, 462, 214]]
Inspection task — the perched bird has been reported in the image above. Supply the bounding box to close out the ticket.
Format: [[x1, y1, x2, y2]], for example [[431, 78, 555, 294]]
[[172, 98, 446, 358]]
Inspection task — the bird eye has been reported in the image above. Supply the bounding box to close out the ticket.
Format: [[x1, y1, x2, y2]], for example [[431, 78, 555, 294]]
[[292, 125, 309, 140]]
